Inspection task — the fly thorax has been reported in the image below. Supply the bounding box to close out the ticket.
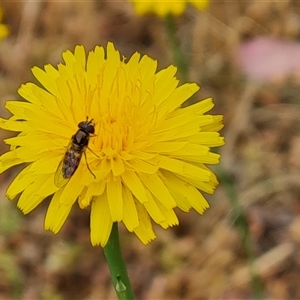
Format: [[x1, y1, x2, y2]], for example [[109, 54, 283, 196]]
[[74, 130, 89, 147]]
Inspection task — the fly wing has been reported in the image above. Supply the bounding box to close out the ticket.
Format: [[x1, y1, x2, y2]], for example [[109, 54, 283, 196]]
[[54, 140, 73, 188], [54, 156, 70, 188], [54, 142, 82, 188]]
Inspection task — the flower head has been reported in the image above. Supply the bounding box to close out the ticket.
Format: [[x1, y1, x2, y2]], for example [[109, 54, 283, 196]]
[[0, 42, 224, 246], [0, 7, 9, 41], [129, 0, 209, 17]]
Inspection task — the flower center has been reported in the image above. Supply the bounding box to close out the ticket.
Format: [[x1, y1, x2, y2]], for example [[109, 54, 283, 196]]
[[98, 112, 133, 157]]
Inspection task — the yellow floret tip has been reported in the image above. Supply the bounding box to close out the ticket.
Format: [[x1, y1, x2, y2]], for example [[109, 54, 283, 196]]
[[129, 0, 209, 16]]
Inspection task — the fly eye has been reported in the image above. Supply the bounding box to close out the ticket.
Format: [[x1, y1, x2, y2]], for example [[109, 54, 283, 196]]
[[78, 119, 95, 133], [86, 125, 95, 134]]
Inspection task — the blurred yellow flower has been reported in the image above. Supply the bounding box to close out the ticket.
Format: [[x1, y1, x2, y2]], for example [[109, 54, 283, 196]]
[[0, 42, 224, 246], [130, 0, 209, 16], [0, 7, 9, 40]]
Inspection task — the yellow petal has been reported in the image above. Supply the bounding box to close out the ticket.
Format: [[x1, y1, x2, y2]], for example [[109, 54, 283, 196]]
[[0, 151, 23, 173], [0, 24, 9, 39], [18, 83, 41, 105], [156, 200, 179, 229], [157, 155, 211, 181], [31, 66, 58, 96], [74, 45, 86, 70], [133, 201, 156, 244], [177, 174, 217, 194], [17, 174, 56, 214], [30, 84, 63, 119], [106, 178, 123, 222], [59, 166, 85, 206], [90, 194, 113, 246], [44, 188, 73, 233], [121, 170, 148, 203], [154, 66, 178, 106], [0, 117, 30, 132], [122, 186, 139, 232], [31, 154, 62, 175], [5, 101, 34, 119], [157, 83, 199, 122], [188, 132, 225, 147], [126, 159, 158, 174], [188, 189, 210, 215], [172, 98, 214, 118], [6, 165, 35, 200], [161, 171, 191, 212], [111, 154, 125, 176], [143, 189, 165, 224], [139, 173, 176, 209], [164, 170, 209, 213], [146, 142, 187, 153], [87, 46, 105, 85], [201, 115, 224, 131], [179, 152, 220, 164], [78, 181, 105, 208]]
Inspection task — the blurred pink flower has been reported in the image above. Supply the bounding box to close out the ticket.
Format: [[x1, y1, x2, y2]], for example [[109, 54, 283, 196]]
[[239, 36, 300, 81]]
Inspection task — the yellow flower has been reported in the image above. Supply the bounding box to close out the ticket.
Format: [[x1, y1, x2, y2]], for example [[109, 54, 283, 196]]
[[0, 7, 9, 40], [129, 0, 209, 17], [0, 42, 224, 246]]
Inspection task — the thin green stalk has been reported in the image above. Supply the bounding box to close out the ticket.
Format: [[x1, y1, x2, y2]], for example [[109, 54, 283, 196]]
[[165, 13, 188, 83], [103, 222, 135, 300], [218, 165, 264, 300]]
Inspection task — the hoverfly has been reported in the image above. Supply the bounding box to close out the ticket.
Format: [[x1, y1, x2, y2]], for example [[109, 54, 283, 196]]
[[54, 117, 98, 188]]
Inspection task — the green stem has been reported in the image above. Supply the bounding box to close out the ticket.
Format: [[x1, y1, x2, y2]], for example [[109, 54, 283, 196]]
[[218, 165, 264, 300], [103, 223, 135, 300], [165, 13, 189, 83]]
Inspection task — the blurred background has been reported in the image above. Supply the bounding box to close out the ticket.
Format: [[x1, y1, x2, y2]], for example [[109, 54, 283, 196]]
[[1, 1, 300, 299]]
